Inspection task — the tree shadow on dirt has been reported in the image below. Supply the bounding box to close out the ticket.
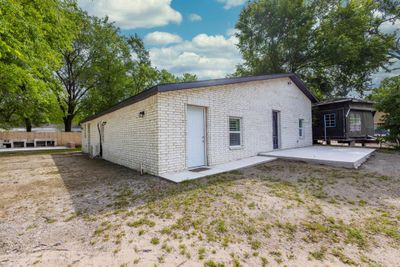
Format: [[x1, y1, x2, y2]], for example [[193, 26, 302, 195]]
[[51, 151, 400, 217], [50, 152, 244, 216]]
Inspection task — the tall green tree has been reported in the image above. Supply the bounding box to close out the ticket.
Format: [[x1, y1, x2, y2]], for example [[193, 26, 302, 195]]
[[235, 0, 397, 98], [54, 13, 132, 131], [371, 75, 400, 146], [0, 0, 80, 130]]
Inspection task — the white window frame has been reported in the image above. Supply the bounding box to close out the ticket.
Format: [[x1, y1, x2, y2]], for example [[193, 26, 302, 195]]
[[349, 113, 362, 132], [299, 119, 304, 139], [229, 117, 242, 149]]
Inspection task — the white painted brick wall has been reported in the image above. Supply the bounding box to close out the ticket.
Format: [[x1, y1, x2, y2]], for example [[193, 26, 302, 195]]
[[81, 77, 312, 176], [81, 95, 159, 175], [157, 77, 312, 174]]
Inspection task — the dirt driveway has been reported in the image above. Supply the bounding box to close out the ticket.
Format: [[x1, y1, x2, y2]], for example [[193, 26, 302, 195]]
[[0, 151, 399, 266]]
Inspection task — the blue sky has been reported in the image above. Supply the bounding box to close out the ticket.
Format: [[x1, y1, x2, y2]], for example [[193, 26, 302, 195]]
[[78, 0, 245, 79], [123, 0, 241, 40], [78, 0, 399, 85]]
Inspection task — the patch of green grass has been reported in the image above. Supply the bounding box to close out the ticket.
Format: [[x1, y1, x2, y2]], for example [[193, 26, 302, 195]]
[[345, 227, 367, 248], [150, 237, 160, 245], [204, 260, 225, 267], [127, 218, 155, 228], [260, 256, 268, 267], [64, 211, 81, 222], [43, 216, 57, 224], [198, 247, 206, 260], [366, 215, 400, 240], [213, 219, 227, 233], [247, 202, 256, 209], [308, 246, 327, 261], [94, 221, 112, 236], [250, 239, 261, 250], [275, 221, 297, 239], [331, 248, 356, 265], [161, 242, 172, 253]]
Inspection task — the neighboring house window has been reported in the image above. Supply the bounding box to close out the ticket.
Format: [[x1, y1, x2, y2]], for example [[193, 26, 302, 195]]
[[324, 113, 336, 128], [299, 119, 304, 138], [229, 117, 242, 147], [349, 113, 362, 132]]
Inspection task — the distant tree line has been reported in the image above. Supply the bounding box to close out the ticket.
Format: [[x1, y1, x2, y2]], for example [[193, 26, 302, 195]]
[[0, 0, 197, 132]]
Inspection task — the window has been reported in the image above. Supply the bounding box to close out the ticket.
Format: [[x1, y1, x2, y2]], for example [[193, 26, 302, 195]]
[[349, 113, 361, 132], [299, 119, 304, 138], [324, 113, 336, 128], [229, 117, 242, 147]]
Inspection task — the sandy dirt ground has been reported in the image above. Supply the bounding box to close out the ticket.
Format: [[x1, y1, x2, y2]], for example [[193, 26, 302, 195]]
[[0, 150, 399, 267]]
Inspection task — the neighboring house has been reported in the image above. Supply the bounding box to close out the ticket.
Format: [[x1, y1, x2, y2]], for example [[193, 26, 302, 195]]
[[80, 74, 317, 176], [312, 98, 375, 143]]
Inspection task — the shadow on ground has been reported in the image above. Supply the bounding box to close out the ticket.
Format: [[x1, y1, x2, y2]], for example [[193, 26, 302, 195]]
[[50, 153, 246, 215], [50, 151, 400, 217]]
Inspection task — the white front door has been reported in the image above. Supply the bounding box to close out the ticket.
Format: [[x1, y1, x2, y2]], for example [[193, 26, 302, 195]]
[[186, 105, 206, 168]]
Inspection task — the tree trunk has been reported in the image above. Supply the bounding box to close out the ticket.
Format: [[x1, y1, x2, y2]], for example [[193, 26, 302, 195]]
[[25, 118, 32, 132], [63, 115, 73, 132]]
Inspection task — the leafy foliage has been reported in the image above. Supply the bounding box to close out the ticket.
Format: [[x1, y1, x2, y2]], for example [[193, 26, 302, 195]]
[[235, 0, 398, 98], [0, 0, 80, 130], [371, 75, 400, 146]]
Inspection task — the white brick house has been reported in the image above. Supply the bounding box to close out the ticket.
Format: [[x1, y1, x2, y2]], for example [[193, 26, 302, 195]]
[[81, 74, 317, 176]]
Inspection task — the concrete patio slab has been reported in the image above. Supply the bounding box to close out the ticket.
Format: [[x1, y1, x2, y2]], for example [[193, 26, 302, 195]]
[[0, 146, 68, 153], [259, 145, 375, 169], [160, 156, 277, 183]]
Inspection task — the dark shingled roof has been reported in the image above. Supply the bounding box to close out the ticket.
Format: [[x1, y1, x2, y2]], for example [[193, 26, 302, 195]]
[[313, 98, 374, 106], [81, 73, 317, 123]]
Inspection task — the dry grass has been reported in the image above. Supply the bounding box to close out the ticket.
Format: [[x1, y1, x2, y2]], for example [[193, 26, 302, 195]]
[[0, 151, 399, 266]]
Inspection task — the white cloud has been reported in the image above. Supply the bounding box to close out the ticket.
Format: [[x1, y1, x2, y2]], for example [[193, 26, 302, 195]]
[[226, 27, 239, 36], [188, 13, 202, 22], [78, 0, 182, 29], [144, 32, 182, 45], [149, 33, 243, 79], [217, 0, 246, 9]]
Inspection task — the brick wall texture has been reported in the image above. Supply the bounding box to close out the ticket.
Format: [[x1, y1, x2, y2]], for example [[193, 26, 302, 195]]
[[82, 77, 312, 176]]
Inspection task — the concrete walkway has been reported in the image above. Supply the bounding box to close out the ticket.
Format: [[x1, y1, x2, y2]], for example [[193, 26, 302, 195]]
[[259, 145, 375, 169], [0, 146, 68, 153], [160, 156, 276, 183]]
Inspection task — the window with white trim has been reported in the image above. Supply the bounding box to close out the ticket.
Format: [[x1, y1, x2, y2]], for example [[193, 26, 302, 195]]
[[229, 117, 242, 147], [299, 119, 304, 138], [324, 113, 336, 128], [349, 113, 361, 132]]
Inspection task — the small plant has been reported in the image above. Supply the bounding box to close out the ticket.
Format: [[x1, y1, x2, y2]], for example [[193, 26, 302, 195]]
[[204, 260, 225, 267], [198, 247, 206, 260], [215, 220, 227, 233], [127, 218, 155, 228], [248, 202, 256, 209], [309, 246, 327, 261], [331, 248, 356, 265], [345, 227, 366, 248], [250, 239, 261, 250], [260, 256, 268, 267], [44, 217, 57, 224], [150, 237, 160, 245]]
